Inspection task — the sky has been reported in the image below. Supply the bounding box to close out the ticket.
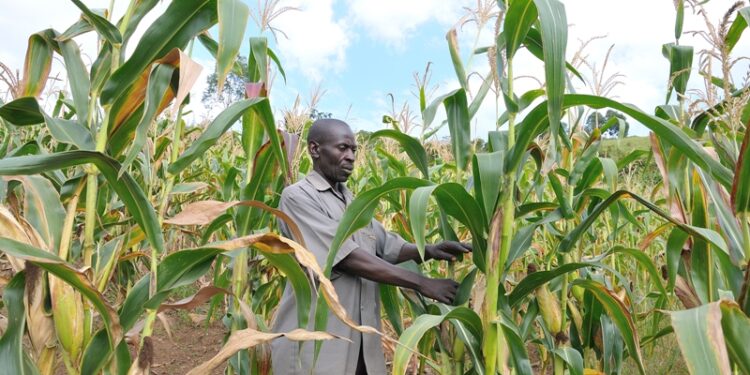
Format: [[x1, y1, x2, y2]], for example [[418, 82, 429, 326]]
[[1, 0, 748, 138]]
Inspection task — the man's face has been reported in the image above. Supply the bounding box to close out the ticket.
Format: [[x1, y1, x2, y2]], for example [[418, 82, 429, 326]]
[[310, 125, 357, 186]]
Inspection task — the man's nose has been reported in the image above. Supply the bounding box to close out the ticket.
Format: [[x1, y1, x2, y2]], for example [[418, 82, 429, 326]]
[[344, 149, 355, 161]]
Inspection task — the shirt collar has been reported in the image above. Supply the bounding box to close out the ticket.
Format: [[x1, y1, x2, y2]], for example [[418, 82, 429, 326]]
[[305, 170, 353, 202]]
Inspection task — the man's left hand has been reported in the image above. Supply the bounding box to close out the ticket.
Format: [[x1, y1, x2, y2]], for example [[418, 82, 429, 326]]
[[426, 241, 472, 262]]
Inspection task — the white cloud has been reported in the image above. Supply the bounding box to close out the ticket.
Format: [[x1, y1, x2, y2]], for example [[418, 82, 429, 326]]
[[273, 0, 350, 81], [347, 0, 471, 49]]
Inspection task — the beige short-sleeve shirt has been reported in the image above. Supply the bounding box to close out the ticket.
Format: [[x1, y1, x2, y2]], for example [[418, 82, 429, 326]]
[[271, 171, 407, 375]]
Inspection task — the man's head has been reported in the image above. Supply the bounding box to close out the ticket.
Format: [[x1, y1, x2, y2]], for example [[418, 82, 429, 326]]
[[308, 118, 357, 187]]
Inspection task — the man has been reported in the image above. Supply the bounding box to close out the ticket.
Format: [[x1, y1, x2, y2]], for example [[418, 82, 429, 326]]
[[271, 119, 471, 375]]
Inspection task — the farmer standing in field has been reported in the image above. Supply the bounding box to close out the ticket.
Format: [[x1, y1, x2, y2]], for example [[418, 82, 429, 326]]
[[271, 118, 471, 375]]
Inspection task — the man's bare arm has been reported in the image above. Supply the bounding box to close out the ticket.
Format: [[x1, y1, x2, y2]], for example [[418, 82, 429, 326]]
[[335, 248, 458, 304], [396, 241, 473, 264]]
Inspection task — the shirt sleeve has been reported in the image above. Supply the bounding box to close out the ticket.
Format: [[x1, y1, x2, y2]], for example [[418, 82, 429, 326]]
[[371, 219, 408, 264], [278, 189, 360, 279]]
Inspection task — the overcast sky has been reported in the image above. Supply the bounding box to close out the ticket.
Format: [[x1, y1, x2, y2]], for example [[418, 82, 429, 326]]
[[1, 0, 748, 138]]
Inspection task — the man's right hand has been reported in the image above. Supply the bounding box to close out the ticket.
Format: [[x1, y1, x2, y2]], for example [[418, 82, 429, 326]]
[[418, 277, 459, 304]]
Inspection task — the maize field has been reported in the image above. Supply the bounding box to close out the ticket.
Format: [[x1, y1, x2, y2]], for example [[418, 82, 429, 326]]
[[0, 0, 749, 374]]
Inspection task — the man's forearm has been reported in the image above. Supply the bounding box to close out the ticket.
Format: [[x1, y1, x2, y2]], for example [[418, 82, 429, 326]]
[[336, 248, 425, 290], [395, 243, 428, 264]]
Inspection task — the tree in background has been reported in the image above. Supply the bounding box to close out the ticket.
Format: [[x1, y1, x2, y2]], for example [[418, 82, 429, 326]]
[[585, 109, 630, 138], [202, 56, 249, 109]]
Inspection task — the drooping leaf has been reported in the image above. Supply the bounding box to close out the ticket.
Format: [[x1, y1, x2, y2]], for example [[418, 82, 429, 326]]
[[0, 151, 165, 254], [101, 0, 217, 105], [725, 7, 750, 53], [0, 97, 44, 125], [573, 279, 645, 374], [20, 31, 54, 97], [70, 0, 122, 45], [662, 43, 693, 103], [371, 129, 430, 179]]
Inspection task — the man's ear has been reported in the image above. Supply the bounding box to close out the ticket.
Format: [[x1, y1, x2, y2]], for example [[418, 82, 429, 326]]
[[308, 141, 320, 159]]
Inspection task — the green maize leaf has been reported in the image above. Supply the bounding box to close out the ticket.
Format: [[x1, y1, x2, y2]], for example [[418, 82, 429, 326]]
[[670, 302, 731, 375], [552, 347, 583, 375], [559, 190, 729, 255], [267, 47, 287, 83], [508, 262, 591, 307], [472, 151, 503, 223], [675, 0, 685, 40], [57, 17, 95, 42], [249, 37, 269, 83], [691, 86, 750, 135], [121, 63, 175, 174], [380, 284, 404, 335], [170, 98, 286, 179], [371, 129, 430, 179], [690, 171, 713, 303], [572, 279, 645, 374], [698, 169, 744, 260], [532, 0, 568, 154], [408, 185, 438, 261], [504, 0, 537, 59], [725, 7, 750, 53], [200, 213, 233, 245], [0, 151, 165, 254], [719, 299, 750, 374], [661, 43, 693, 103], [101, 0, 217, 105], [21, 31, 54, 97], [237, 142, 277, 234], [568, 133, 601, 186], [3, 176, 65, 253], [90, 43, 112, 95], [70, 0, 122, 45], [216, 0, 249, 92], [0, 272, 32, 375], [264, 252, 313, 328], [433, 183, 487, 269], [732, 121, 750, 213], [522, 27, 584, 82], [325, 177, 432, 276], [508, 94, 733, 188], [497, 89, 545, 127], [469, 73, 493, 120], [197, 32, 245, 76], [0, 238, 123, 349], [0, 97, 44, 125], [58, 39, 90, 124], [607, 246, 668, 298], [498, 312, 534, 375], [117, 0, 160, 47], [444, 88, 472, 171], [422, 88, 458, 128], [446, 29, 468, 91], [393, 306, 484, 375], [549, 171, 573, 218], [455, 267, 478, 306], [0, 96, 94, 149]]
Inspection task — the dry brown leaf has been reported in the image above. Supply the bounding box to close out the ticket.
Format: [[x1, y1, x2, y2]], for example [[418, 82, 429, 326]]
[[186, 328, 343, 375], [171, 50, 203, 117], [0, 205, 34, 271], [157, 286, 229, 313], [212, 233, 381, 336], [675, 275, 701, 309], [165, 200, 306, 247]]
